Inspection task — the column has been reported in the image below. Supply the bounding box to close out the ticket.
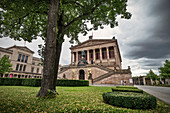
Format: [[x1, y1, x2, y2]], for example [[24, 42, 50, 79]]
[[87, 50, 90, 64], [114, 46, 118, 66], [143, 77, 146, 85], [76, 51, 78, 65], [106, 47, 110, 64], [93, 49, 96, 64], [100, 48, 102, 62], [150, 79, 153, 85], [71, 52, 73, 65]]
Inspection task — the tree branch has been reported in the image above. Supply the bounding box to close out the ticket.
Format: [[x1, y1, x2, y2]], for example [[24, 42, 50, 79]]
[[63, 1, 102, 31], [63, 1, 84, 8]]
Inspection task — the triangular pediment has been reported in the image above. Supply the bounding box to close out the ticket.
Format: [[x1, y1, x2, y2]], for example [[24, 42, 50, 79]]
[[20, 47, 34, 53], [7, 46, 34, 53], [71, 39, 115, 49]]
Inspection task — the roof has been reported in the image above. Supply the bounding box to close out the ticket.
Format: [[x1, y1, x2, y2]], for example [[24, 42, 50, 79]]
[[70, 39, 116, 50], [70, 39, 122, 62], [0, 47, 13, 54], [6, 45, 34, 53]]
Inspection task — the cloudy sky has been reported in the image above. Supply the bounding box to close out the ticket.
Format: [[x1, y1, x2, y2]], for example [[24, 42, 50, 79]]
[[0, 0, 170, 76]]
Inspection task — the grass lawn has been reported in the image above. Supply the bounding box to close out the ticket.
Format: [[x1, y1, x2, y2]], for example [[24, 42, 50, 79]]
[[0, 86, 170, 113]]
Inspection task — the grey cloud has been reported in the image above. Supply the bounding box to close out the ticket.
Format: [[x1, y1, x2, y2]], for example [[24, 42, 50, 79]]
[[124, 0, 170, 59]]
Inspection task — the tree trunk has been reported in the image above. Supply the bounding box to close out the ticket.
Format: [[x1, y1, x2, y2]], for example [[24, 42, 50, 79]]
[[37, 0, 59, 97], [53, 39, 63, 91]]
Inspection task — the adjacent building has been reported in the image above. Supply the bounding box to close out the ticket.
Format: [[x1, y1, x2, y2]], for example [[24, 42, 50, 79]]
[[0, 45, 43, 78], [58, 37, 133, 85]]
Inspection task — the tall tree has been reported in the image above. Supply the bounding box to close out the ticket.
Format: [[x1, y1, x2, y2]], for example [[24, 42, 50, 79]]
[[159, 60, 170, 79], [0, 55, 13, 74], [0, 0, 131, 97], [146, 69, 158, 84]]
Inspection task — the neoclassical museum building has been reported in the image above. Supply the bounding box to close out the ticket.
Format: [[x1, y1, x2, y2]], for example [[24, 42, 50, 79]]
[[58, 37, 133, 85], [0, 45, 43, 78]]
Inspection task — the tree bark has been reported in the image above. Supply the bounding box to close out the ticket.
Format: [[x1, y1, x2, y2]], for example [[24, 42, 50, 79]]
[[53, 39, 63, 91], [37, 0, 59, 97]]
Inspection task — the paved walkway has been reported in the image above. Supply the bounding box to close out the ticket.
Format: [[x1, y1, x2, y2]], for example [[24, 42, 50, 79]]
[[91, 84, 119, 87], [135, 85, 170, 105]]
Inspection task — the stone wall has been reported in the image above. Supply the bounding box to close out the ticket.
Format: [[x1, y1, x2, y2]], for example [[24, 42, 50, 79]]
[[58, 66, 108, 80], [94, 73, 132, 85], [58, 65, 132, 85]]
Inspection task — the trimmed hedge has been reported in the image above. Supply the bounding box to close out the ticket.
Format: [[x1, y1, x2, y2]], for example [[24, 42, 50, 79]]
[[103, 92, 157, 109], [0, 78, 89, 87], [116, 86, 138, 89], [151, 84, 170, 87], [112, 87, 143, 93], [0, 78, 41, 87], [22, 79, 42, 87], [56, 79, 89, 86], [0, 78, 22, 86]]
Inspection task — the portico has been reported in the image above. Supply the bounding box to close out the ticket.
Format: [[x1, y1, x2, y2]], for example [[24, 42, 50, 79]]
[[71, 47, 115, 64], [70, 39, 122, 69]]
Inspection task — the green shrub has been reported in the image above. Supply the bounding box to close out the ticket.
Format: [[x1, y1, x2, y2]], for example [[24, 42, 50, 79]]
[[116, 86, 138, 89], [0, 78, 22, 86], [112, 87, 143, 93], [103, 92, 157, 109], [56, 79, 89, 86], [0, 78, 89, 87], [22, 79, 41, 87], [151, 84, 170, 87]]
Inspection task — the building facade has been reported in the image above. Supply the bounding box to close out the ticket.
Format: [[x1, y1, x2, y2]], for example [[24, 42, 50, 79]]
[[0, 45, 43, 78], [58, 38, 133, 85]]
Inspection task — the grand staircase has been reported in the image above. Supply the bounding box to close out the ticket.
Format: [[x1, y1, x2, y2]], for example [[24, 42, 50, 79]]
[[58, 64, 131, 83]]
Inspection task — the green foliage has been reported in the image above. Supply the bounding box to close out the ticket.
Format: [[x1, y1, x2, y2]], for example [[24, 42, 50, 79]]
[[159, 60, 170, 78], [0, 78, 89, 87], [0, 0, 131, 43], [0, 55, 13, 74], [0, 0, 48, 41], [22, 78, 42, 87], [46, 89, 59, 99], [150, 84, 170, 87], [116, 86, 138, 89], [112, 87, 143, 93], [0, 78, 22, 86], [56, 79, 89, 86], [0, 86, 169, 112], [146, 69, 158, 81], [103, 92, 157, 109], [0, 78, 41, 87]]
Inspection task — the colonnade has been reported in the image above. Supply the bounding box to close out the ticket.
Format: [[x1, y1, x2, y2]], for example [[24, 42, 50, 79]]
[[71, 46, 116, 65]]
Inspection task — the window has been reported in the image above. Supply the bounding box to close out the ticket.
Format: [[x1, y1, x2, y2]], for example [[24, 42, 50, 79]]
[[74, 52, 76, 62], [78, 52, 81, 61], [19, 64, 23, 71], [102, 48, 107, 59], [16, 64, 19, 71], [31, 67, 34, 73], [95, 49, 100, 60], [109, 47, 115, 58], [89, 50, 93, 60], [21, 55, 25, 62], [32, 62, 35, 65], [23, 65, 26, 71], [37, 68, 39, 73], [17, 54, 21, 61], [25, 56, 28, 63], [85, 51, 87, 60]]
